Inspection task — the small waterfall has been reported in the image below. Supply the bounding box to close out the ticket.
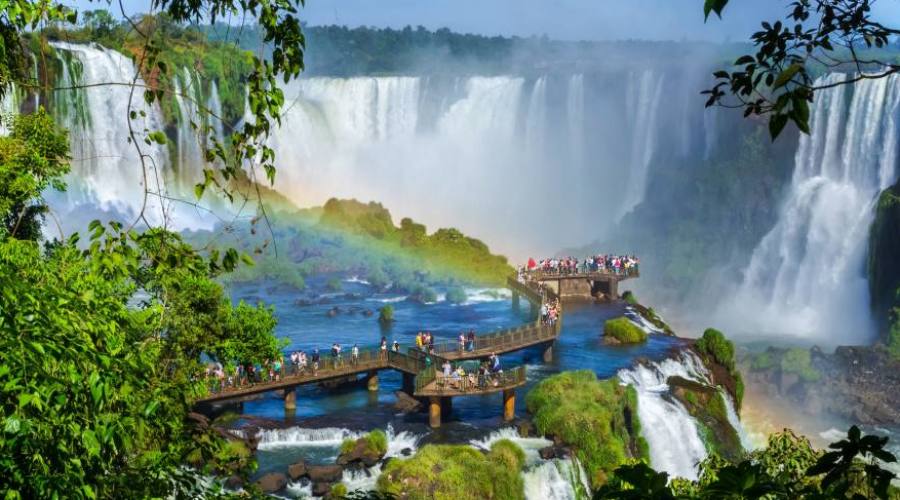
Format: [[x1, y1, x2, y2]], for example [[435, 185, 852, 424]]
[[617, 352, 712, 480], [0, 83, 19, 135], [255, 427, 363, 449], [725, 73, 900, 344], [206, 79, 225, 143], [619, 70, 664, 220], [173, 67, 205, 182], [523, 458, 591, 500], [472, 427, 589, 500]]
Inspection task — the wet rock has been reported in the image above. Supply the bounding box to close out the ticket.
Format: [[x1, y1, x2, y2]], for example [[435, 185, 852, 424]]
[[539, 446, 556, 460], [400, 448, 412, 457], [326, 307, 340, 318], [287, 460, 308, 480], [394, 391, 423, 413], [307, 464, 344, 483], [312, 482, 333, 497], [224, 475, 243, 490], [363, 309, 374, 317], [514, 419, 536, 437], [337, 438, 385, 468], [254, 472, 288, 493]]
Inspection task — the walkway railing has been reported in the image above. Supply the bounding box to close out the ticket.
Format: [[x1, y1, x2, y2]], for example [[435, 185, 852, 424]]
[[415, 365, 526, 396], [523, 268, 639, 280], [198, 278, 555, 403]]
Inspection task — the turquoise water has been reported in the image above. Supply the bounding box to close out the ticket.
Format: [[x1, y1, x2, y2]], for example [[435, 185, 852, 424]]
[[228, 276, 682, 426]]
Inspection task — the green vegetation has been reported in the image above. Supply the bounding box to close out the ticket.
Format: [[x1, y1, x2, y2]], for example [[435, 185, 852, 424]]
[[526, 371, 647, 487], [869, 181, 900, 350], [603, 317, 648, 344], [750, 350, 774, 371], [446, 286, 468, 304], [694, 328, 744, 408], [621, 290, 639, 305], [889, 312, 900, 361], [363, 429, 389, 456], [670, 377, 742, 462], [781, 348, 821, 383], [186, 198, 515, 293], [377, 440, 526, 500], [0, 2, 306, 497], [695, 328, 735, 371], [330, 483, 348, 498], [378, 305, 395, 324], [598, 426, 898, 500]]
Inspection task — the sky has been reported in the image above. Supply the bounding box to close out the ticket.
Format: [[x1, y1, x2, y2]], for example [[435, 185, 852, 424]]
[[63, 0, 900, 42]]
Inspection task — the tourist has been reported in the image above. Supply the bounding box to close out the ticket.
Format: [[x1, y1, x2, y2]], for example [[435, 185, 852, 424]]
[[298, 351, 307, 375], [380, 336, 388, 359], [392, 340, 400, 352], [442, 359, 452, 378], [458, 332, 466, 352], [273, 356, 282, 381], [312, 348, 320, 375], [351, 344, 360, 365], [467, 330, 476, 351], [415, 332, 424, 350]]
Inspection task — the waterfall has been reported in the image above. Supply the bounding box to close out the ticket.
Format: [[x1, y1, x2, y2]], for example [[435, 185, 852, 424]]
[[207, 79, 225, 143], [619, 70, 665, 220], [173, 67, 205, 182], [0, 84, 19, 135], [725, 73, 900, 344], [525, 76, 548, 158], [567, 74, 585, 170], [46, 42, 215, 231], [472, 427, 590, 500], [523, 458, 591, 500], [254, 426, 364, 449], [617, 352, 715, 480]]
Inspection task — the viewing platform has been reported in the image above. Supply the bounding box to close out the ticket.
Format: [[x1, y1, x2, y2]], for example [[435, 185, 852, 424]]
[[521, 268, 639, 300], [196, 275, 564, 427]]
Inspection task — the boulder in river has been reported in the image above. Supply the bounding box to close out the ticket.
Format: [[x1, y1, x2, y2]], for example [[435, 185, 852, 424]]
[[254, 472, 288, 493], [307, 464, 344, 483], [312, 481, 333, 497], [287, 460, 308, 480], [393, 390, 423, 413], [337, 437, 385, 468]]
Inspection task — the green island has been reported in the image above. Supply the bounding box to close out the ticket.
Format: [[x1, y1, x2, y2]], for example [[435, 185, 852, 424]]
[[602, 317, 648, 344]]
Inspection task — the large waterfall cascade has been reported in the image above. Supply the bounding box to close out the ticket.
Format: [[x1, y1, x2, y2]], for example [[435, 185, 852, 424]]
[[724, 73, 900, 344]]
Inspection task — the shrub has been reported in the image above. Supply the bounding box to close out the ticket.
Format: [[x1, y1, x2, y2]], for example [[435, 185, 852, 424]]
[[330, 483, 348, 498], [377, 443, 526, 500], [327, 277, 343, 292], [526, 370, 645, 488], [603, 317, 648, 344], [365, 429, 388, 456], [888, 309, 900, 361], [378, 305, 394, 324], [622, 290, 638, 305], [781, 348, 821, 382], [695, 328, 735, 371], [340, 438, 355, 455], [751, 351, 774, 371], [446, 286, 467, 304]]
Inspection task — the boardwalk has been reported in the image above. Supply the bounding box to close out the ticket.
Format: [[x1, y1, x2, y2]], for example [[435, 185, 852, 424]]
[[196, 276, 558, 405]]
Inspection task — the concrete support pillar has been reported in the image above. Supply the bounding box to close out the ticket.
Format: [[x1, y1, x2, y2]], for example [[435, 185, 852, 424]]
[[609, 278, 619, 300], [284, 389, 297, 411], [503, 389, 515, 422], [429, 397, 442, 428], [367, 370, 379, 392], [402, 372, 415, 394], [542, 342, 554, 363]]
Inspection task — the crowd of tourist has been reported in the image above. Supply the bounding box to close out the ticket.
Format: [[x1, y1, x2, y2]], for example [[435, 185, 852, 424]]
[[540, 299, 561, 326], [438, 352, 506, 390], [521, 254, 639, 276]]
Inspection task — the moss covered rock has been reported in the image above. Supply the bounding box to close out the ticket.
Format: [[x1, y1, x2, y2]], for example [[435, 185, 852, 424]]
[[337, 430, 388, 467], [621, 292, 676, 336], [667, 376, 743, 461], [693, 328, 744, 409], [376, 440, 526, 500], [603, 317, 648, 344], [526, 371, 647, 488], [868, 182, 900, 337]]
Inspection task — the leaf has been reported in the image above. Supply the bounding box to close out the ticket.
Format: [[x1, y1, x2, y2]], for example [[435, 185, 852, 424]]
[[769, 113, 789, 139], [82, 430, 100, 457], [148, 131, 167, 145], [774, 63, 803, 89], [194, 182, 206, 200], [4, 417, 20, 434], [704, 0, 729, 20]]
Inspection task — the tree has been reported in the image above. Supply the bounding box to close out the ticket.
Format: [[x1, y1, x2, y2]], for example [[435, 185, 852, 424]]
[[703, 0, 900, 138], [0, 1, 306, 497]]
